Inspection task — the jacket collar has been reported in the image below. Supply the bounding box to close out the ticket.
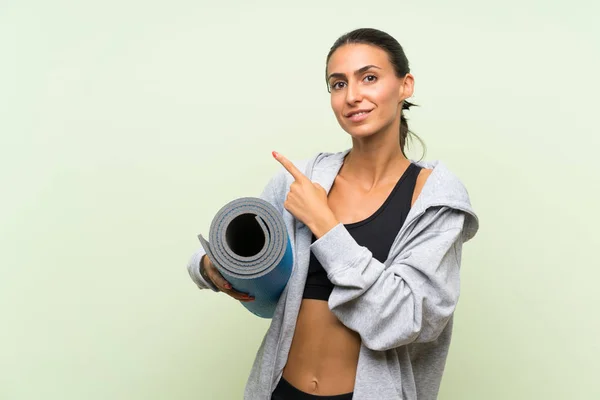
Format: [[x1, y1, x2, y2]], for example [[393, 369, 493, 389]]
[[307, 149, 479, 241]]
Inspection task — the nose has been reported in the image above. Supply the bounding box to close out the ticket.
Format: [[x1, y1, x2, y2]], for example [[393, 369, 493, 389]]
[[345, 81, 362, 104]]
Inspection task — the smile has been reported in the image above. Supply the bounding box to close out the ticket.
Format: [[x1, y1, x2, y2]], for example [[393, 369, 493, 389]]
[[346, 110, 372, 122]]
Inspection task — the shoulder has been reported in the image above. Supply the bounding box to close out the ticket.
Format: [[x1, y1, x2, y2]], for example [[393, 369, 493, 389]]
[[412, 160, 471, 207], [416, 167, 433, 190], [411, 159, 479, 242], [411, 167, 433, 207]]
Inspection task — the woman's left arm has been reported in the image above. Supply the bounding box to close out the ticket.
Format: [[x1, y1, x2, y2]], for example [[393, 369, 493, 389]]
[[311, 206, 467, 352]]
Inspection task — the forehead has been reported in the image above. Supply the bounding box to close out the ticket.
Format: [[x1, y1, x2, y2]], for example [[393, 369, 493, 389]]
[[327, 43, 391, 74]]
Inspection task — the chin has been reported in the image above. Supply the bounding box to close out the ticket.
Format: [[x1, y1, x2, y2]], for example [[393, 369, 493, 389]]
[[343, 123, 380, 139]]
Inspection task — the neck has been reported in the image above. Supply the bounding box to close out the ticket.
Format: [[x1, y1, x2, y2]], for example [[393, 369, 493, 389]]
[[341, 125, 410, 188]]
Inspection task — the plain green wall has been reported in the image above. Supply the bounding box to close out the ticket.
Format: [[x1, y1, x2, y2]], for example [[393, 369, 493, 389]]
[[1, 1, 599, 399]]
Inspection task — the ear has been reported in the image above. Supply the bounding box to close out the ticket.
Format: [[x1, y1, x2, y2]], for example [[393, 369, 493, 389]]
[[398, 73, 415, 102]]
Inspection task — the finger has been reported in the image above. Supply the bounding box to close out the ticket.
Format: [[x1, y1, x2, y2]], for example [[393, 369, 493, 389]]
[[224, 289, 255, 301], [206, 259, 255, 300], [272, 151, 307, 182], [207, 265, 254, 300], [207, 268, 233, 291], [229, 294, 254, 301], [226, 287, 251, 297]]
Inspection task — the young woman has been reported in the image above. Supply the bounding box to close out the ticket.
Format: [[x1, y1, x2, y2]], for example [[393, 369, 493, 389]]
[[187, 28, 479, 400]]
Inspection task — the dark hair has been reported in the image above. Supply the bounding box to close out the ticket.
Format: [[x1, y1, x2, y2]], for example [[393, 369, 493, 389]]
[[326, 28, 426, 159]]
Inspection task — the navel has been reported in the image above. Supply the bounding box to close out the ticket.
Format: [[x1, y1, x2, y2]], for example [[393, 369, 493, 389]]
[[309, 378, 319, 393]]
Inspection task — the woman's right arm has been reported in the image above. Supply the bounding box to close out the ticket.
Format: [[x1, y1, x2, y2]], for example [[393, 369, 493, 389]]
[[186, 169, 286, 295]]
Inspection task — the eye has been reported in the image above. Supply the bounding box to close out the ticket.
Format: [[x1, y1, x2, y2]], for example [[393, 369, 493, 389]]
[[363, 74, 377, 83], [331, 81, 347, 90]]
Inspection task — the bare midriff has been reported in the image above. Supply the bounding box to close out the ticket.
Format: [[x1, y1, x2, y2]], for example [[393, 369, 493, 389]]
[[282, 299, 361, 395]]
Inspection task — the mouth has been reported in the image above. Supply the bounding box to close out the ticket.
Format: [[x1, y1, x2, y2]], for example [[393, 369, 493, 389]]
[[345, 109, 372, 122]]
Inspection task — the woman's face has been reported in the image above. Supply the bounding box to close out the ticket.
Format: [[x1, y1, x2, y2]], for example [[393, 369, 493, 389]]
[[326, 43, 414, 140]]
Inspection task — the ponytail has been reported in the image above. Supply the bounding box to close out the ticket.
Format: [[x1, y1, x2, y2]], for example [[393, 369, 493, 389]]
[[400, 100, 425, 160]]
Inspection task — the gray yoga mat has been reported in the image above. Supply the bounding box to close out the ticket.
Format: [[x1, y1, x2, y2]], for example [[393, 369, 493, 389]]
[[198, 197, 293, 318]]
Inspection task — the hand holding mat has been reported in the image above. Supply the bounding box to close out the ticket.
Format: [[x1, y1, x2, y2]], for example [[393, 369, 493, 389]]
[[200, 256, 256, 301], [198, 197, 293, 318]]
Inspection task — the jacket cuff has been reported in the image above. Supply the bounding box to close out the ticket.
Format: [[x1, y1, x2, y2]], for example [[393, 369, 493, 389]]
[[309, 223, 367, 277], [187, 249, 212, 290]]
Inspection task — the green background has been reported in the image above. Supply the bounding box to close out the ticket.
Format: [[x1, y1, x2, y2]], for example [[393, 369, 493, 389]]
[[2, 1, 599, 399]]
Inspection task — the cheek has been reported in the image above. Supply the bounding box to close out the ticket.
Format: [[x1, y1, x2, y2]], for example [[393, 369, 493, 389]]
[[331, 96, 345, 119], [371, 85, 398, 105], [371, 86, 400, 117], [330, 94, 342, 111]]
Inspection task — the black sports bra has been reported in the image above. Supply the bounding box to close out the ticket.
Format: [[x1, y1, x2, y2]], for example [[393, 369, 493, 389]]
[[303, 163, 422, 300]]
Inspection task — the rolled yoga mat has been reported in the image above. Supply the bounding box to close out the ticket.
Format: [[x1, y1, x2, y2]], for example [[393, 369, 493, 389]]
[[197, 197, 293, 318]]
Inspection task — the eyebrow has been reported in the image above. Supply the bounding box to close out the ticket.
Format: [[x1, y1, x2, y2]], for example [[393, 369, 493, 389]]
[[327, 65, 382, 82]]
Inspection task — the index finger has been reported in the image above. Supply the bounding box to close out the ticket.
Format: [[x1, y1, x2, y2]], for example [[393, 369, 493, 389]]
[[272, 151, 306, 182]]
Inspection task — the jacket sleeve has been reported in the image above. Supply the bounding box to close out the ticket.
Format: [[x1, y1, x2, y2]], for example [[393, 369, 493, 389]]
[[186, 171, 286, 290], [309, 206, 467, 351]]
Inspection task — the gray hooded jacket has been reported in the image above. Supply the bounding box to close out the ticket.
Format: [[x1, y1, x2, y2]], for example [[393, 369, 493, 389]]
[[187, 149, 480, 400]]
